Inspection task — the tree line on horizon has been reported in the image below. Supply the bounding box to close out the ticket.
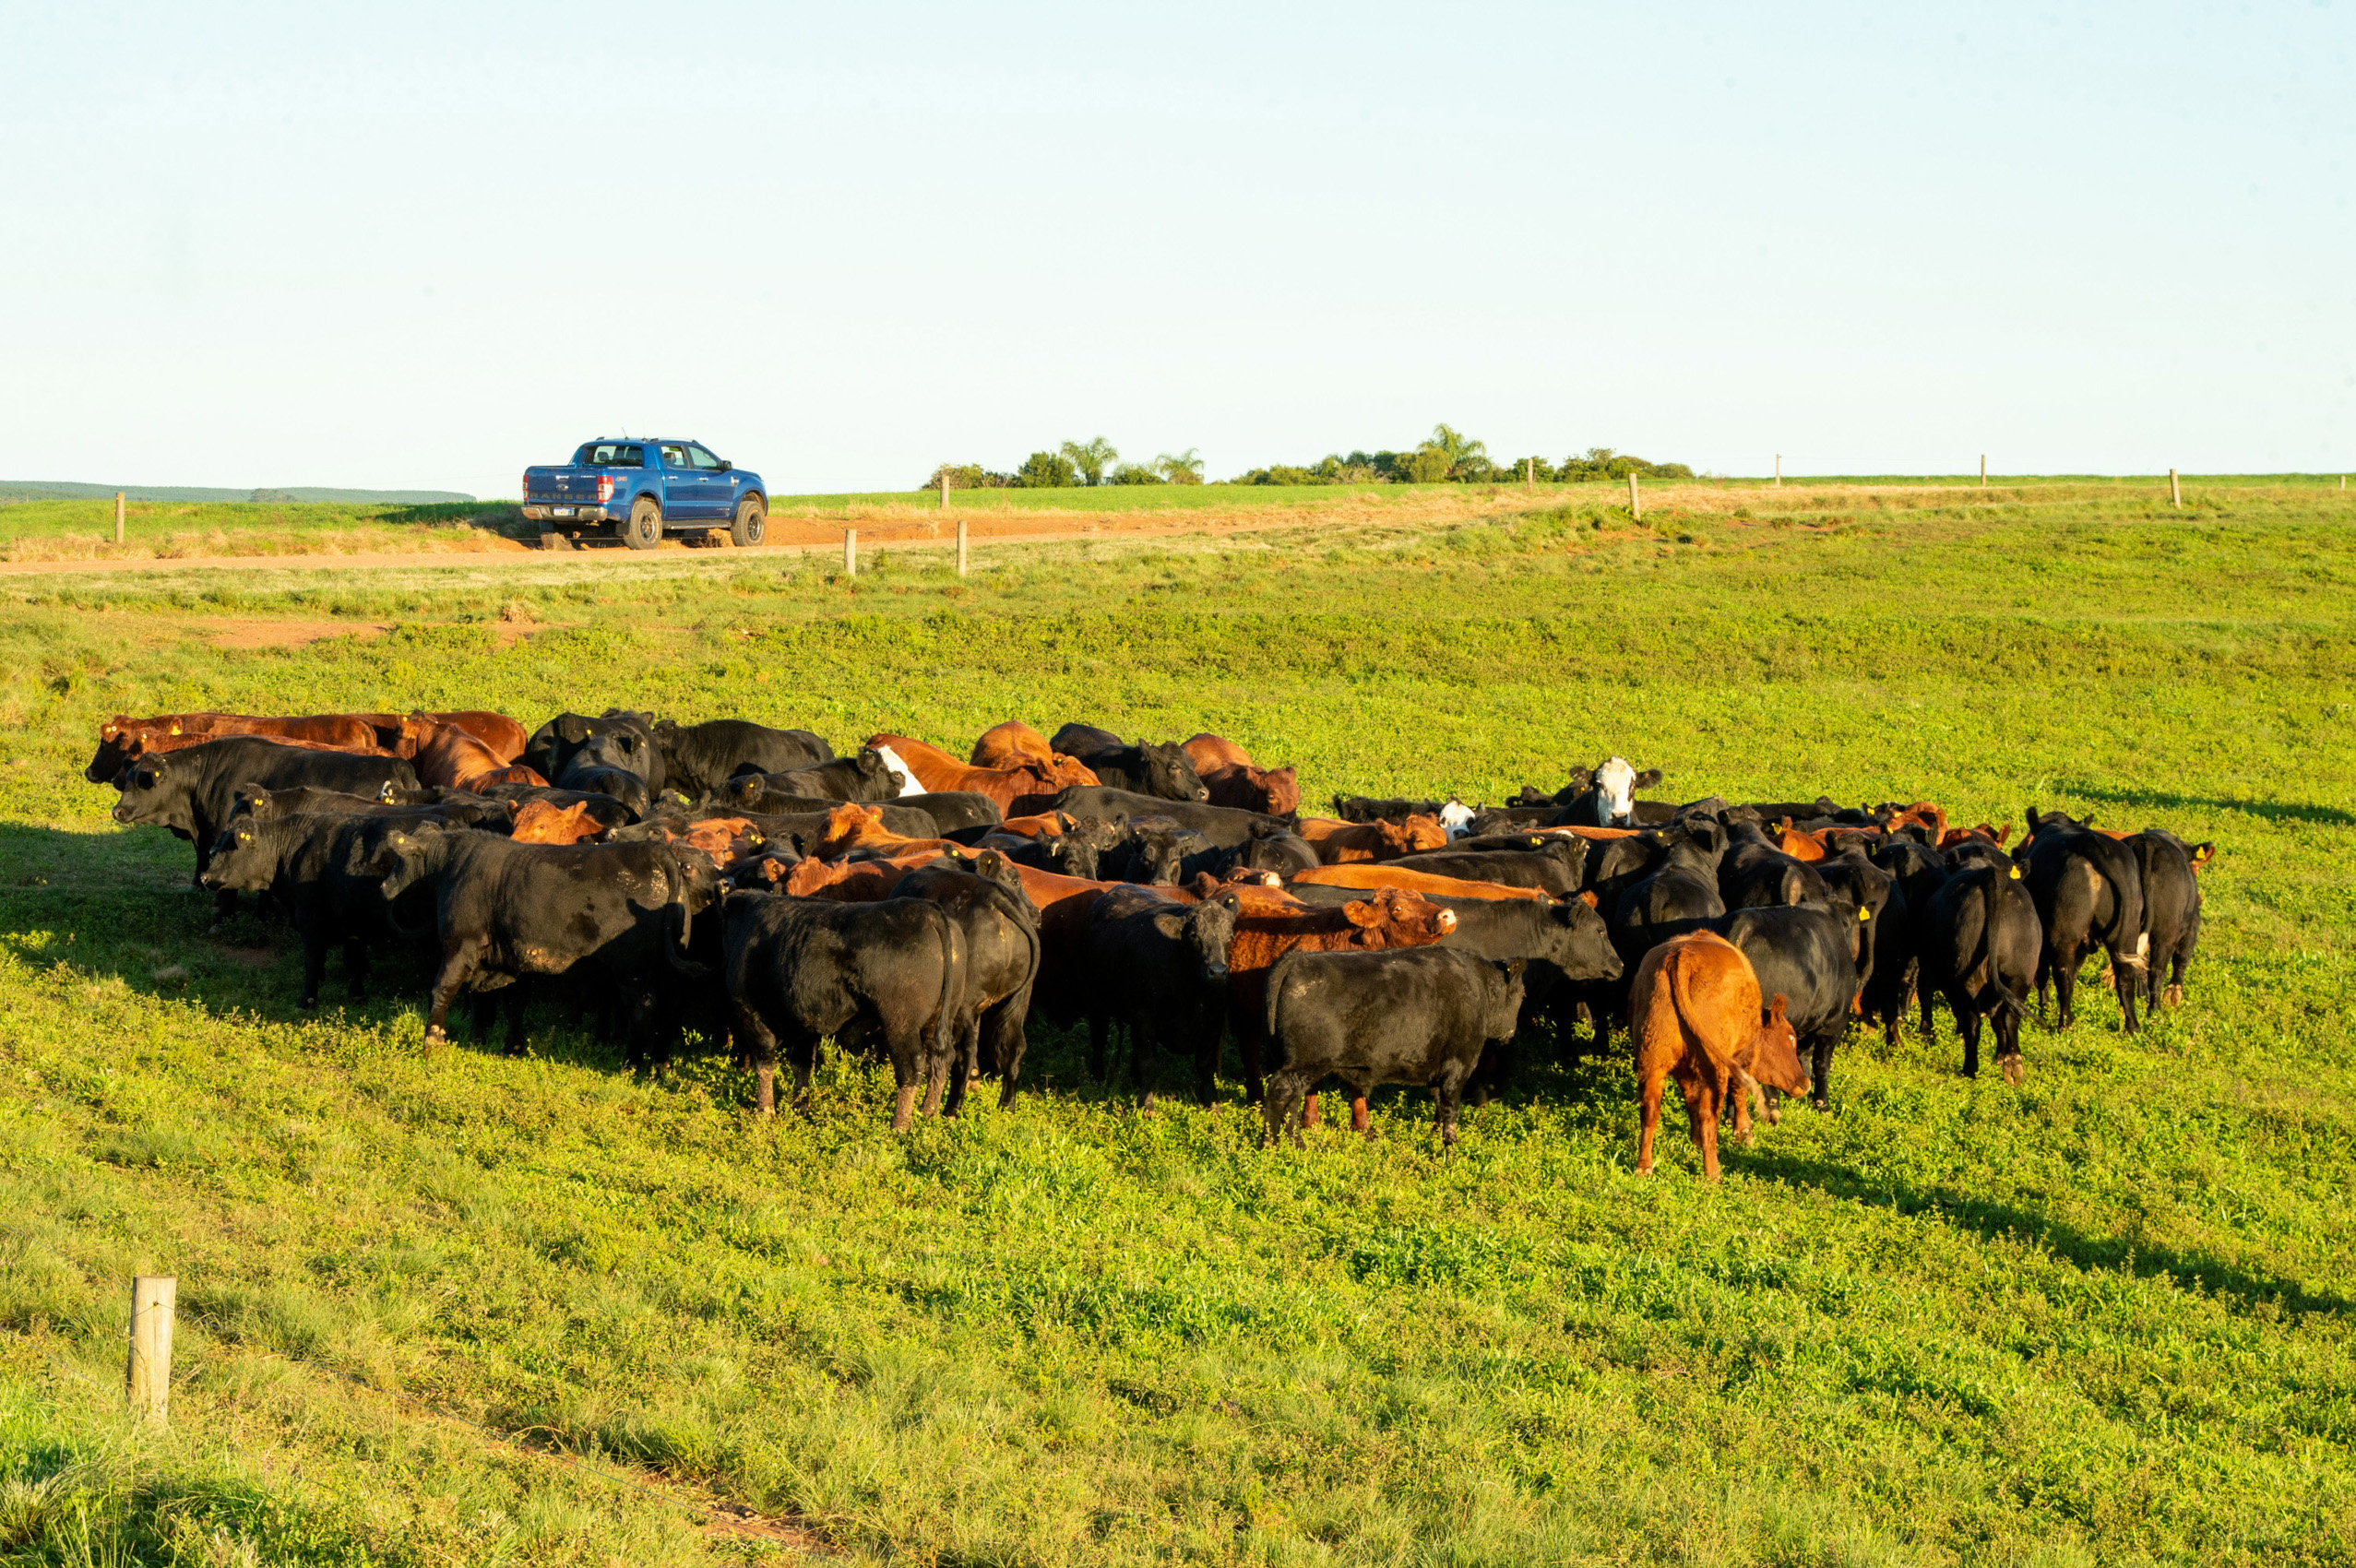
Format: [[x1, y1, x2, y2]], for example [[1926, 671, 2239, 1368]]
[[922, 425, 1694, 491]]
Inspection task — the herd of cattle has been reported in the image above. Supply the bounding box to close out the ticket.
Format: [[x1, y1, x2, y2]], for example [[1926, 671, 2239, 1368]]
[[84, 707, 2215, 1174]]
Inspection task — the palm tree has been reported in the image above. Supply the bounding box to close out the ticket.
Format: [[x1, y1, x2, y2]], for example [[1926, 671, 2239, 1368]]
[[1424, 423, 1489, 479], [1060, 436, 1118, 487], [1154, 447, 1205, 484]]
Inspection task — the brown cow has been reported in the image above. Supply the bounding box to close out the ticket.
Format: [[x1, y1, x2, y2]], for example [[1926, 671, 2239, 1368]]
[[1225, 887, 1459, 1127], [1295, 814, 1446, 865], [783, 850, 943, 902], [510, 799, 607, 845], [989, 811, 1081, 840], [671, 816, 766, 872], [970, 721, 1058, 768], [404, 715, 549, 792], [808, 802, 963, 861], [88, 711, 387, 781], [1178, 732, 1303, 817], [1288, 864, 1551, 902], [1939, 823, 2012, 850], [1630, 932, 1809, 1181], [422, 711, 529, 765], [865, 733, 1098, 814]]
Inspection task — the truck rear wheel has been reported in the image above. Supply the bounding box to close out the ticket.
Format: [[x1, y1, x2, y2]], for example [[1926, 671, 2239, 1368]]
[[623, 497, 662, 550], [731, 496, 767, 548]]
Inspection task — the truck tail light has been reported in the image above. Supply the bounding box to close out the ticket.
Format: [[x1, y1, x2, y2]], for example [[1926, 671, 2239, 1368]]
[[596, 475, 617, 503], [521, 473, 533, 499]]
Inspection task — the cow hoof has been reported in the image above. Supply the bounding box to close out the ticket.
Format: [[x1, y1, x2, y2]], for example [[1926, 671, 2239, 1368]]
[[422, 1026, 446, 1047], [1811, 1097, 1829, 1113], [1635, 1163, 1655, 1178], [2000, 1057, 2026, 1086], [2163, 984, 2184, 1008], [1736, 1129, 1755, 1148]]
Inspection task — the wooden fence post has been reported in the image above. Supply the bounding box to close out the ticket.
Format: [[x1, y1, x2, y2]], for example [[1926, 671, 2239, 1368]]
[[114, 491, 125, 544], [1981, 455, 1987, 487], [1774, 455, 1781, 488], [956, 518, 968, 577], [1524, 457, 1533, 490], [127, 1277, 175, 1426], [844, 529, 857, 577], [1628, 471, 1642, 521], [940, 474, 949, 510], [2170, 469, 2182, 508]]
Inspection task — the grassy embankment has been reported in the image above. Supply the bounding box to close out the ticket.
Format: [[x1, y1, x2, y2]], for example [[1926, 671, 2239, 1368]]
[[1, 487, 2352, 1565]]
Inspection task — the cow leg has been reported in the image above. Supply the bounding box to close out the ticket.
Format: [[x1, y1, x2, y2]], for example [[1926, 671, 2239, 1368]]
[[2110, 944, 2142, 1035], [1239, 1021, 1267, 1106], [424, 939, 488, 1044], [1995, 1000, 2027, 1085], [1730, 1070, 1756, 1147], [342, 932, 371, 1003], [1263, 1070, 1310, 1149], [1302, 1092, 1321, 1128], [1918, 983, 1937, 1044], [507, 990, 533, 1058], [1350, 1094, 1371, 1135], [733, 1002, 780, 1114], [297, 924, 331, 1011], [2052, 949, 2078, 1029], [1636, 1067, 1665, 1175], [1684, 1071, 1721, 1182], [1809, 1030, 1836, 1111], [991, 1007, 1029, 1109], [1131, 1017, 1160, 1113], [1956, 997, 1981, 1078], [920, 1059, 947, 1118], [1434, 1068, 1465, 1149], [1086, 1013, 1110, 1083]]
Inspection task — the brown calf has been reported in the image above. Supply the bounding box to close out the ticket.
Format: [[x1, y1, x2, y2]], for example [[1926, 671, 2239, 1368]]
[[1288, 864, 1551, 902], [510, 800, 606, 845], [865, 732, 1098, 814], [1630, 932, 1809, 1181], [1295, 814, 1446, 864]]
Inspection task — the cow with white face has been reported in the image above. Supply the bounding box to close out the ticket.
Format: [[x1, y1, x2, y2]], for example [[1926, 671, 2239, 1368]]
[[1565, 756, 1664, 827]]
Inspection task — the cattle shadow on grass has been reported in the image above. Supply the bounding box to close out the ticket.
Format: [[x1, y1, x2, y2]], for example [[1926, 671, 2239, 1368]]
[[1742, 1146, 2351, 1319], [2053, 780, 2356, 830]]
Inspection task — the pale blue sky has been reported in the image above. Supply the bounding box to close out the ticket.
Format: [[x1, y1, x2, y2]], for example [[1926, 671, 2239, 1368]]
[[2, 1, 2349, 496]]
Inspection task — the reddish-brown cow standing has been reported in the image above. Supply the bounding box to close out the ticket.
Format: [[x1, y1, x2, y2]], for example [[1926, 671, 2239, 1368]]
[[1630, 932, 1810, 1181]]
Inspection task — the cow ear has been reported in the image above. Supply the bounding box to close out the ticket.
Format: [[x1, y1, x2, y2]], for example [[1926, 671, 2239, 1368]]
[[1768, 993, 1790, 1022], [2192, 842, 2216, 866], [1577, 889, 1600, 909], [1342, 900, 1381, 926], [978, 850, 1002, 874], [1634, 768, 1662, 789]]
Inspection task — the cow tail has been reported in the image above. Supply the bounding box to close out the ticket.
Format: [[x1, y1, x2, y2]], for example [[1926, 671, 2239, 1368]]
[[1265, 949, 1303, 1052], [1665, 944, 1739, 1076], [2113, 854, 2148, 973], [933, 905, 967, 1064], [1966, 870, 2002, 1001]]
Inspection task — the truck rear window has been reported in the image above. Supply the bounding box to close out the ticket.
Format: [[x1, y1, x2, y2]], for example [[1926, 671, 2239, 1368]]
[[576, 443, 646, 468]]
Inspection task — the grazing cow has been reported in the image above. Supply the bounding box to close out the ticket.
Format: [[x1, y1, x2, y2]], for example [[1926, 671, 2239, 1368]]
[[1289, 863, 1552, 902], [1864, 837, 1947, 1045], [1050, 728, 1208, 802], [1052, 787, 1287, 872], [651, 719, 833, 799], [1075, 885, 1240, 1107], [732, 748, 909, 804], [232, 783, 510, 833], [893, 857, 1041, 1110], [523, 711, 666, 797], [1220, 829, 1321, 877], [1629, 932, 1808, 1180], [720, 890, 965, 1128], [1712, 905, 1862, 1111], [807, 802, 961, 861], [1812, 848, 1895, 992], [2017, 808, 2148, 1033], [199, 811, 445, 1007], [368, 827, 721, 1058], [405, 715, 548, 792], [509, 799, 608, 845], [885, 791, 1003, 834], [866, 733, 1098, 814], [86, 712, 388, 782], [1181, 734, 1301, 816], [470, 783, 637, 835], [555, 759, 654, 822], [1939, 823, 2011, 850], [1260, 948, 1525, 1148], [2128, 830, 2208, 1009], [1920, 860, 2041, 1081], [1333, 794, 1446, 825], [969, 720, 1060, 769], [1390, 842, 1586, 897], [1719, 821, 1835, 910], [1294, 814, 1448, 865], [1222, 888, 1459, 1111], [1608, 824, 1729, 974], [111, 737, 421, 898]]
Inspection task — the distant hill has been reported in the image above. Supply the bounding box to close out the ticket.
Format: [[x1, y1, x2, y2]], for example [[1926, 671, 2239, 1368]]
[[0, 480, 474, 505]]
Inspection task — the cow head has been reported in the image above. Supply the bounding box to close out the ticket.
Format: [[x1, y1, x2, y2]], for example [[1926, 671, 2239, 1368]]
[[112, 756, 172, 824], [1184, 893, 1241, 981], [200, 820, 277, 891], [1589, 756, 1661, 827], [1438, 800, 1475, 840], [865, 743, 926, 799], [1116, 815, 1201, 885], [1129, 741, 1208, 802], [1038, 834, 1101, 880], [1546, 896, 1624, 984], [365, 826, 445, 899], [1347, 889, 1457, 944], [1747, 995, 1812, 1095]]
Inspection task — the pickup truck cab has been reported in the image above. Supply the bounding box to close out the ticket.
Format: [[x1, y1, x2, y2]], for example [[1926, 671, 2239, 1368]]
[[521, 438, 767, 549]]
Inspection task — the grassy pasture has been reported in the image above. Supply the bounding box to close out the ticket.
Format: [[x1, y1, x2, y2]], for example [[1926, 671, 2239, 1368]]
[[0, 489, 2352, 1565]]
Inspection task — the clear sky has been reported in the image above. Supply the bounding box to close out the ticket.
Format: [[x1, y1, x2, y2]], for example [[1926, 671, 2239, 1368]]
[[2, 1, 2349, 497]]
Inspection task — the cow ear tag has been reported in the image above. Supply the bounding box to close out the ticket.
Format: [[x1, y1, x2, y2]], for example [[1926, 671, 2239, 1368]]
[[1858, 906, 1871, 921], [2008, 865, 2022, 879]]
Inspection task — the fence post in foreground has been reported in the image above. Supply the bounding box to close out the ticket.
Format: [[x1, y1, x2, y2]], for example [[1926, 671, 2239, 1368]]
[[844, 529, 857, 577], [114, 492, 125, 544], [2170, 469, 2182, 509], [956, 519, 969, 576], [1628, 471, 1642, 521], [1525, 457, 1533, 490], [127, 1277, 175, 1427], [1981, 455, 1987, 488], [1774, 455, 1782, 487], [940, 474, 949, 510]]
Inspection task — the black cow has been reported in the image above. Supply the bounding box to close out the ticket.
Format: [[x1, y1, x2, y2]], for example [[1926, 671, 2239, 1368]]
[[974, 828, 1101, 879], [2017, 808, 2148, 1033], [1074, 885, 1240, 1108], [465, 782, 637, 833], [891, 858, 1041, 1110], [523, 710, 665, 796], [1050, 726, 1208, 802], [1397, 840, 1587, 897], [1334, 794, 1446, 825], [236, 783, 512, 833], [1102, 815, 1208, 886], [725, 749, 906, 804], [199, 811, 441, 1006], [1220, 830, 1321, 876], [721, 890, 966, 1129], [1719, 821, 1834, 910], [1812, 847, 1895, 997], [651, 719, 833, 800], [368, 828, 720, 1057], [1920, 860, 2042, 1081], [1714, 904, 1861, 1111], [1609, 824, 1729, 972], [1052, 787, 1286, 879], [1260, 948, 1524, 1148], [111, 736, 421, 905], [2127, 830, 2208, 1010], [554, 759, 654, 822], [891, 791, 1003, 834]]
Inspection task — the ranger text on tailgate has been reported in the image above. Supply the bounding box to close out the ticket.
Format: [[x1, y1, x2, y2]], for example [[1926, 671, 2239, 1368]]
[[521, 438, 767, 549]]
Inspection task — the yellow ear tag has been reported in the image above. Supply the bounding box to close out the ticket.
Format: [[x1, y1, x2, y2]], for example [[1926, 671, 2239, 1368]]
[[2008, 866, 2022, 879], [1858, 906, 1871, 921]]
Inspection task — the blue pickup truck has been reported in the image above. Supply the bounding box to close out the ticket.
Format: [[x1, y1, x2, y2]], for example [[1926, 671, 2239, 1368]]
[[520, 438, 767, 549]]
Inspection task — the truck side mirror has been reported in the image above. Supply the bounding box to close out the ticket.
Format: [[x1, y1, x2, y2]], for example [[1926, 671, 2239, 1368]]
[[719, 459, 732, 471]]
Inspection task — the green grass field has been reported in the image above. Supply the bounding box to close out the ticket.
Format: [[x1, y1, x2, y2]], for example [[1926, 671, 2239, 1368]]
[[1, 488, 2351, 1565]]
